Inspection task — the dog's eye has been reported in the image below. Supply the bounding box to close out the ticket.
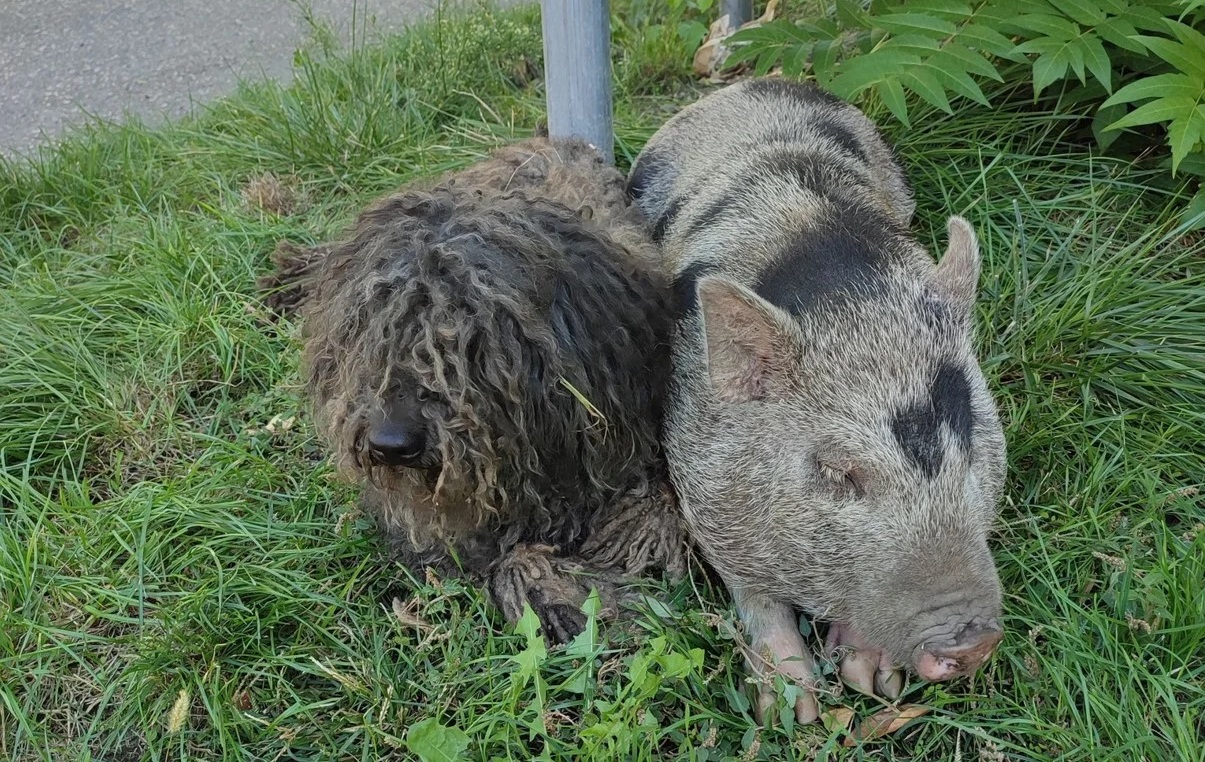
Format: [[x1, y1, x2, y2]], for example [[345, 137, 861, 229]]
[[415, 387, 434, 403]]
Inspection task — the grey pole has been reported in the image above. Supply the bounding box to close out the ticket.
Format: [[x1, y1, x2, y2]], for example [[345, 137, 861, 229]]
[[541, 0, 614, 165], [722, 0, 753, 25]]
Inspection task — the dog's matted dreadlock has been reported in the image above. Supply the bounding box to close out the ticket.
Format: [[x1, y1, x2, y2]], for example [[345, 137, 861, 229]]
[[259, 138, 685, 641]]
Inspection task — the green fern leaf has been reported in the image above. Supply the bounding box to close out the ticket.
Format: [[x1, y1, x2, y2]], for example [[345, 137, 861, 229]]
[[982, 0, 1056, 19], [1033, 49, 1073, 95], [754, 45, 781, 76], [837, 0, 872, 28], [1107, 94, 1199, 129], [1094, 0, 1131, 15], [1092, 102, 1129, 149], [1167, 107, 1205, 172], [812, 38, 842, 86], [880, 33, 943, 54], [726, 19, 825, 51], [1132, 34, 1205, 80], [809, 17, 843, 38], [1122, 4, 1181, 33], [1013, 13, 1081, 40], [1066, 36, 1089, 83], [901, 68, 954, 112], [724, 21, 784, 48], [830, 50, 923, 99], [1013, 37, 1069, 56], [936, 64, 993, 105], [1079, 33, 1113, 92], [1014, 34, 1082, 93], [1103, 73, 1203, 107], [1047, 0, 1108, 26], [1096, 17, 1147, 53], [1164, 18, 1205, 60], [958, 23, 1024, 57], [720, 42, 765, 68], [1176, 151, 1205, 179], [942, 42, 1005, 80], [783, 41, 811, 78], [874, 11, 959, 37], [793, 21, 840, 43], [877, 77, 912, 126], [897, 0, 974, 20]]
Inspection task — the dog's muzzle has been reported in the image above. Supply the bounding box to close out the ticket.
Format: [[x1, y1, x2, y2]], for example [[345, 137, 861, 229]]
[[366, 421, 426, 467]]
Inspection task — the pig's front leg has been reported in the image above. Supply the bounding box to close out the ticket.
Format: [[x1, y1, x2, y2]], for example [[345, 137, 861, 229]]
[[825, 621, 904, 698], [734, 588, 822, 725]]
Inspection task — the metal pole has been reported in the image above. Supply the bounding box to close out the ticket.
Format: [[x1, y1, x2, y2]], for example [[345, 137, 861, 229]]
[[722, 0, 752, 25], [541, 0, 614, 165]]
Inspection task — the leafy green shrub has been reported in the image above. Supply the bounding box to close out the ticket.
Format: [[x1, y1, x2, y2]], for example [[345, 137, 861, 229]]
[[724, 0, 1205, 224]]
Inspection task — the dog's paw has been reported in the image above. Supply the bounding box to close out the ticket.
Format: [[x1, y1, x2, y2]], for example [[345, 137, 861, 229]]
[[488, 544, 615, 644], [529, 598, 588, 644]]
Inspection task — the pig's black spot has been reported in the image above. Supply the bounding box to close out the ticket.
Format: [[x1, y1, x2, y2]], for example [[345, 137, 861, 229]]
[[754, 201, 898, 315], [892, 362, 975, 477], [744, 78, 843, 108], [626, 148, 667, 201], [809, 121, 868, 164], [651, 196, 684, 243], [932, 361, 973, 449], [759, 123, 867, 165], [673, 261, 722, 317], [629, 149, 688, 243], [762, 150, 835, 195], [681, 147, 879, 243], [891, 408, 943, 479], [679, 151, 833, 242], [923, 293, 955, 332], [681, 194, 741, 242]]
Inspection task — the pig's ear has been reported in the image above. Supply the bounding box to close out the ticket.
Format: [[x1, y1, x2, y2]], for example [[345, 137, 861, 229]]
[[696, 275, 795, 403], [929, 215, 981, 316]]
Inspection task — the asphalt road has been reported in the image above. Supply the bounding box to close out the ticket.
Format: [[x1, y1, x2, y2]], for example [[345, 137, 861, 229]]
[[0, 0, 449, 157]]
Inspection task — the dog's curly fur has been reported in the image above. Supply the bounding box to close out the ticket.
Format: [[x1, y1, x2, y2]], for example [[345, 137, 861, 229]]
[[259, 138, 685, 641]]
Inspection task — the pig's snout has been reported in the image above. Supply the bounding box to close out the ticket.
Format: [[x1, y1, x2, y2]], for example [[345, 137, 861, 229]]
[[913, 621, 1003, 681]]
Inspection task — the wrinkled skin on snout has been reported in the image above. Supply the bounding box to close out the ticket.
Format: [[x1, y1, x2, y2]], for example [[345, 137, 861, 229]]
[[666, 219, 1008, 723]]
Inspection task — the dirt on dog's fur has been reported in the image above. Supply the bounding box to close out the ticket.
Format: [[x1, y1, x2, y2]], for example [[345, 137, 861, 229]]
[[259, 138, 684, 640]]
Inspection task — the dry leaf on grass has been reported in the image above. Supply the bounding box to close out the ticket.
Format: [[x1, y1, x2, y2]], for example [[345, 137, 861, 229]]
[[842, 704, 931, 746], [241, 172, 303, 216], [391, 597, 434, 632], [233, 690, 252, 711], [820, 706, 856, 734], [692, 0, 780, 82]]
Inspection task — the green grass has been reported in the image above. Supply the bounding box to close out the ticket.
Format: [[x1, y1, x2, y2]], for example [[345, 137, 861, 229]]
[[1, 2, 1202, 760]]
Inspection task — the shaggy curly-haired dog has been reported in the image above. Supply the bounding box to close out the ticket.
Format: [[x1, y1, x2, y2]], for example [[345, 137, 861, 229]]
[[260, 138, 685, 641]]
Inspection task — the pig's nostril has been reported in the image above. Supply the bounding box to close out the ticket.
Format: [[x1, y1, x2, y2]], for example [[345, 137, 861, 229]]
[[914, 624, 1003, 681]]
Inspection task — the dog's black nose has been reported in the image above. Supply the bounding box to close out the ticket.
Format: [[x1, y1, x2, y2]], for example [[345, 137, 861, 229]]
[[366, 424, 425, 467]]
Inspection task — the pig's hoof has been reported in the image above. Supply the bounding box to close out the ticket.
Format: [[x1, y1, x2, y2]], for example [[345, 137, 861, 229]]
[[875, 665, 904, 698], [754, 679, 821, 726], [826, 622, 904, 700], [747, 649, 824, 725]]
